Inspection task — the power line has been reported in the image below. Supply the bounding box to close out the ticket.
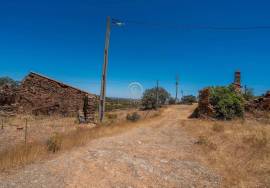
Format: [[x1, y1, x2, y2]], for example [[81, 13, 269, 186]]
[[113, 18, 270, 31]]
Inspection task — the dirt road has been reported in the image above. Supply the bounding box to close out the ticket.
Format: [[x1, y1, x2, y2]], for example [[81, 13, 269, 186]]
[[0, 105, 220, 188]]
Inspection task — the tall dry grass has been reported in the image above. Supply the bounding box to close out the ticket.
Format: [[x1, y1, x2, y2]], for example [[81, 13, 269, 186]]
[[182, 119, 270, 187], [0, 109, 162, 172]]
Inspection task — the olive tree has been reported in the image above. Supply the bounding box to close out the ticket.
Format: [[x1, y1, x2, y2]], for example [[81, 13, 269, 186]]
[[141, 87, 170, 109], [0, 77, 19, 88]]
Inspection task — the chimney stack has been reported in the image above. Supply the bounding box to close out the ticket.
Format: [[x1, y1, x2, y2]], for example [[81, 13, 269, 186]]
[[233, 71, 241, 91]]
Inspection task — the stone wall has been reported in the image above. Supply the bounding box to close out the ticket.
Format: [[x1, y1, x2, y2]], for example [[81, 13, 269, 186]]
[[190, 88, 214, 118], [0, 84, 18, 116]]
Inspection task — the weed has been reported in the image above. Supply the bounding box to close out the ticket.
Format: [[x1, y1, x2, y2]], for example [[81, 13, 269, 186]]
[[195, 135, 217, 150], [195, 135, 208, 145], [126, 112, 141, 122], [47, 133, 62, 153]]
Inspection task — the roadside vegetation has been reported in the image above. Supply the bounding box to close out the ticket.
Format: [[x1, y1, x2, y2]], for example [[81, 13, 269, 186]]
[[187, 84, 270, 187], [183, 119, 270, 187]]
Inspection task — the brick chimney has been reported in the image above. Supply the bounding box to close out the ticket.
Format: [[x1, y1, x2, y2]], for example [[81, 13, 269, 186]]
[[233, 71, 241, 91]]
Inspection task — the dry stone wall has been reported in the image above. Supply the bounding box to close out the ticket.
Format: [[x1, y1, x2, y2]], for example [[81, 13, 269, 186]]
[[0, 84, 18, 116], [190, 88, 215, 119]]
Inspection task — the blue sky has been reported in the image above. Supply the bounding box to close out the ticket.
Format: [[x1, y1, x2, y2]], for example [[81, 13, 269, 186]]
[[0, 0, 270, 98]]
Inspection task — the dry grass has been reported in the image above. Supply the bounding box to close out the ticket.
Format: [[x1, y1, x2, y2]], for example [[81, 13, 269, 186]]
[[0, 115, 77, 152], [0, 143, 47, 170], [0, 108, 162, 172], [182, 119, 270, 187]]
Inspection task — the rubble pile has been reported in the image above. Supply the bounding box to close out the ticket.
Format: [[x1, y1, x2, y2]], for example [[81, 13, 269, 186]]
[[246, 91, 270, 111]]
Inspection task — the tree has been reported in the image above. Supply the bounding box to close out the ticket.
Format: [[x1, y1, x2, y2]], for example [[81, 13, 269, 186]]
[[0, 77, 19, 88], [141, 87, 170, 109], [181, 95, 197, 104]]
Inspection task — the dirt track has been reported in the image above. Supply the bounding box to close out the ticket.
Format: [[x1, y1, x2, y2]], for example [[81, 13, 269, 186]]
[[0, 105, 221, 188]]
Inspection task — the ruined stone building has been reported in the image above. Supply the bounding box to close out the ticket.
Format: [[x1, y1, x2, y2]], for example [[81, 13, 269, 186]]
[[0, 72, 96, 122]]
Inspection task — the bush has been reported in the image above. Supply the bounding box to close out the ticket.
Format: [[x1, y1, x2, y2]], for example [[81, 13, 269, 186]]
[[142, 87, 170, 109], [209, 85, 245, 120], [47, 133, 62, 153], [181, 95, 197, 104], [126, 112, 141, 122]]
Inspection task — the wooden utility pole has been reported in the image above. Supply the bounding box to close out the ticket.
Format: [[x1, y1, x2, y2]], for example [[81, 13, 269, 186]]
[[156, 80, 159, 107], [99, 16, 111, 122], [175, 75, 179, 103]]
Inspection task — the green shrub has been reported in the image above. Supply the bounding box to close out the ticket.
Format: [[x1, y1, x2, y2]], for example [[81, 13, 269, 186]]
[[126, 112, 141, 122], [47, 133, 62, 153], [209, 85, 245, 120]]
